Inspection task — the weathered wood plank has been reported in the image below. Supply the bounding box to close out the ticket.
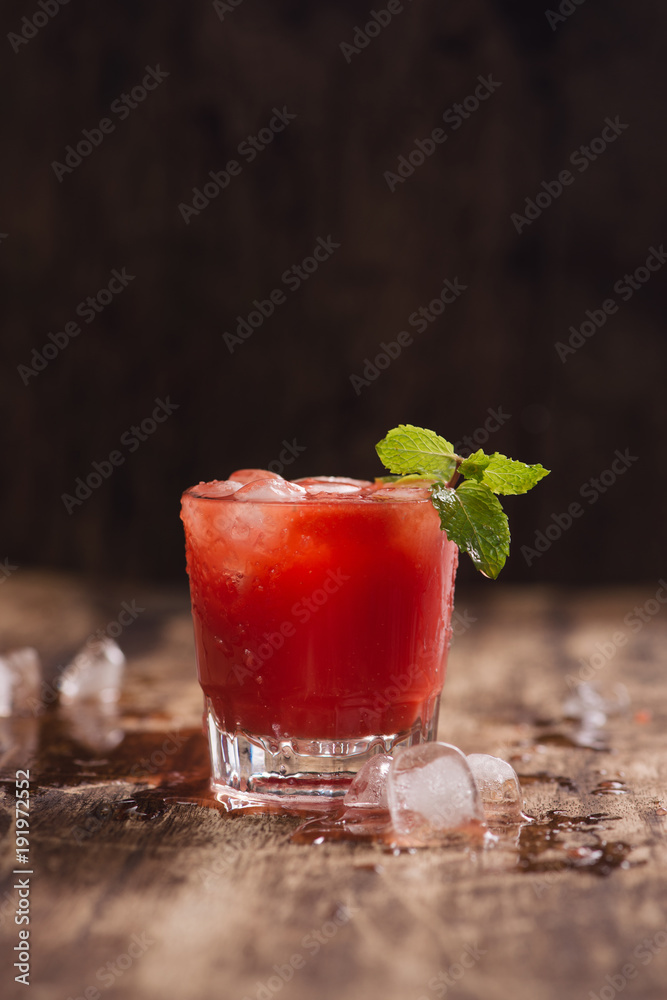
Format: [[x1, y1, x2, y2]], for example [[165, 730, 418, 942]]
[[1, 574, 667, 1000]]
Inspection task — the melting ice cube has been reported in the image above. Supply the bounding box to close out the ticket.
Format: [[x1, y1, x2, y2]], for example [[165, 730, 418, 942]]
[[0, 717, 39, 769], [191, 480, 242, 498], [563, 681, 630, 728], [229, 469, 283, 484], [59, 701, 124, 752], [302, 483, 362, 496], [294, 476, 371, 487], [344, 754, 393, 808], [466, 753, 523, 822], [233, 480, 307, 502], [58, 638, 125, 705], [0, 647, 41, 717], [387, 743, 484, 836], [295, 477, 368, 496], [372, 486, 431, 501]]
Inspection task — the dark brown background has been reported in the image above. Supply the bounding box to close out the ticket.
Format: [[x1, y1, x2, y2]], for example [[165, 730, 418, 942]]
[[1, 0, 664, 586]]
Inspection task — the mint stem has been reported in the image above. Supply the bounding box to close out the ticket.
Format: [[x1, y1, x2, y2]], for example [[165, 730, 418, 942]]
[[446, 457, 463, 489]]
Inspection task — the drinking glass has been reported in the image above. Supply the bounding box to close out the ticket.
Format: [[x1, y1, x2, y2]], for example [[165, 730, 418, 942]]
[[181, 477, 458, 805]]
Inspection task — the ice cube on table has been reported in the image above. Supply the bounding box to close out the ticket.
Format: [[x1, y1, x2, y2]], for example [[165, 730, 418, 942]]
[[0, 717, 39, 769], [563, 681, 630, 727], [344, 754, 393, 808], [0, 647, 41, 717], [58, 638, 125, 704], [387, 743, 484, 836], [466, 753, 523, 822], [229, 469, 283, 484], [233, 480, 307, 502], [59, 701, 124, 752]]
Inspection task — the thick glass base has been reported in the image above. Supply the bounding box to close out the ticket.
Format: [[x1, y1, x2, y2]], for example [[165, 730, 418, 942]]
[[205, 697, 440, 809]]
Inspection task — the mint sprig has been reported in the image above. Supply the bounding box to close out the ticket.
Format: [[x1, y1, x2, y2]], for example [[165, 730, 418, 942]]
[[375, 424, 549, 578]]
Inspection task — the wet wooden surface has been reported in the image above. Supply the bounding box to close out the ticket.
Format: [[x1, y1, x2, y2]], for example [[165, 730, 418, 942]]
[[1, 572, 667, 1000]]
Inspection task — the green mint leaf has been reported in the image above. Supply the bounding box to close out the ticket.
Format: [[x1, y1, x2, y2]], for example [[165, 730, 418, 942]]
[[476, 453, 550, 495], [376, 424, 457, 481], [430, 481, 510, 579], [458, 449, 491, 481]]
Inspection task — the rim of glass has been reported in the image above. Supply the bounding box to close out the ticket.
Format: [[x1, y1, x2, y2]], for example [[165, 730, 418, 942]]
[[181, 483, 433, 504]]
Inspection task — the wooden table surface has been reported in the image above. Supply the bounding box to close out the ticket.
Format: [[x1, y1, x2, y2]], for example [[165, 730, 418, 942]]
[[1, 572, 667, 1000]]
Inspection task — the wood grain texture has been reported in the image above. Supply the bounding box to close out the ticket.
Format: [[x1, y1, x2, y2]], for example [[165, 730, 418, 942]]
[[1, 573, 667, 999]]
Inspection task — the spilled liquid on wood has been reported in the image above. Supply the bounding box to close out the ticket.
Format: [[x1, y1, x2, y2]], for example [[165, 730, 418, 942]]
[[516, 809, 637, 877], [0, 706, 645, 875], [517, 771, 579, 793], [591, 779, 631, 795], [289, 808, 488, 851]]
